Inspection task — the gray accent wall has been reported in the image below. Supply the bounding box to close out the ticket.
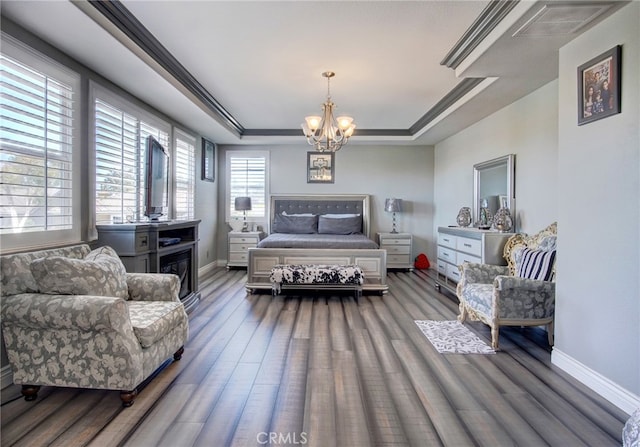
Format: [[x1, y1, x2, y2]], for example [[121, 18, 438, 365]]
[[434, 80, 559, 236], [216, 144, 435, 265]]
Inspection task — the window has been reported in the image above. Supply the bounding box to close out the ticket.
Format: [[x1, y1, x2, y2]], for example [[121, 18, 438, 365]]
[[91, 82, 170, 223], [174, 129, 195, 220], [0, 33, 81, 251], [226, 151, 269, 222]]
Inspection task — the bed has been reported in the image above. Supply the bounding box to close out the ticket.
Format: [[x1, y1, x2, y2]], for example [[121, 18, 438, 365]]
[[246, 194, 388, 294]]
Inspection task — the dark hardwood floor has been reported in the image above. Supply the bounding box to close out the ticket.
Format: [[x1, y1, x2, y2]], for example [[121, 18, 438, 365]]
[[1, 268, 629, 446]]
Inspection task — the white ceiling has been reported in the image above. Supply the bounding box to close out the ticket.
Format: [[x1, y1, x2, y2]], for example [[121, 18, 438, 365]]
[[1, 0, 626, 146]]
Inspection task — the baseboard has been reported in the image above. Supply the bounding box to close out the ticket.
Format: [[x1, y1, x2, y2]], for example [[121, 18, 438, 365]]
[[198, 260, 220, 277], [1, 365, 13, 390], [552, 348, 640, 414]]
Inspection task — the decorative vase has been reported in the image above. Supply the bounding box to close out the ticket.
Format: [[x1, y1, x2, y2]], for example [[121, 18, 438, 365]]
[[492, 207, 513, 232], [456, 207, 472, 227]]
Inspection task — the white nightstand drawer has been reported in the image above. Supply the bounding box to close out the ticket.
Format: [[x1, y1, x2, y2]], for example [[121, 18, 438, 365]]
[[383, 244, 410, 255], [438, 233, 456, 249], [230, 242, 256, 252], [229, 252, 249, 262], [230, 235, 259, 244], [437, 246, 456, 264], [388, 254, 411, 265], [456, 237, 481, 256], [381, 238, 410, 246], [437, 260, 447, 275]]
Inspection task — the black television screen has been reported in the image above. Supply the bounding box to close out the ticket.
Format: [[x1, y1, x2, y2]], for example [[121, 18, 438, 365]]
[[145, 136, 169, 220]]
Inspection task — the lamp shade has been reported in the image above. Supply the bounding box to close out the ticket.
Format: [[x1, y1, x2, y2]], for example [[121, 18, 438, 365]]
[[385, 198, 402, 213], [234, 196, 252, 211]]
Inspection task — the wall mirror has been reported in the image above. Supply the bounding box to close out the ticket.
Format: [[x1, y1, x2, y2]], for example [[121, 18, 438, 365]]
[[473, 154, 515, 230]]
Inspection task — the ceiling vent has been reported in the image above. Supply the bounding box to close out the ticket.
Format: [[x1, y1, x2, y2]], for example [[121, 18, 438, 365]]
[[513, 2, 616, 37]]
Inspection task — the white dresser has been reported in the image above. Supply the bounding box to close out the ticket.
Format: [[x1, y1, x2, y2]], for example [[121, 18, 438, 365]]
[[377, 232, 413, 270], [435, 227, 511, 292], [227, 231, 266, 268]]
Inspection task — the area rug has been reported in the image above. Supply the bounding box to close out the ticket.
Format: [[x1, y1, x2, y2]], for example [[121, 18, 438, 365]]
[[414, 320, 495, 354]]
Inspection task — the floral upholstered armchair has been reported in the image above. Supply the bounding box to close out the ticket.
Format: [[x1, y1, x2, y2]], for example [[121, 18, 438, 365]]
[[0, 244, 189, 407], [457, 222, 557, 349]]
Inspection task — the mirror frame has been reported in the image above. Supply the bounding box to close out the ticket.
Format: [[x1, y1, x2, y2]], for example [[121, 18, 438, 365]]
[[473, 154, 515, 230]]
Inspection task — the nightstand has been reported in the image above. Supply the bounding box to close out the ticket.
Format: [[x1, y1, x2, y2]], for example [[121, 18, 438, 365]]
[[377, 232, 413, 270], [227, 231, 266, 268]]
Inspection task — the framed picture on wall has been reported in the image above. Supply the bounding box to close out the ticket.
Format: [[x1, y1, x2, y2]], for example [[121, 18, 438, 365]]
[[201, 138, 215, 182], [577, 45, 621, 125], [307, 152, 334, 183]]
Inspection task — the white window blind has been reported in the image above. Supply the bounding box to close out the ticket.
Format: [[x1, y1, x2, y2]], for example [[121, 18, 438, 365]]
[[0, 34, 80, 250], [227, 153, 268, 220], [94, 99, 138, 223], [93, 93, 169, 223], [174, 129, 195, 220]]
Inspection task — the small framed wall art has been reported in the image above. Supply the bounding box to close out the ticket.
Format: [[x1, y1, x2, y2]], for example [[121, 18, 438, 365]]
[[307, 152, 334, 184], [577, 45, 621, 125], [201, 138, 215, 182]]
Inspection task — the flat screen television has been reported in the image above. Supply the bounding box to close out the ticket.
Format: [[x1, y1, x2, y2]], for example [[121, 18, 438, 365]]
[[145, 135, 169, 220]]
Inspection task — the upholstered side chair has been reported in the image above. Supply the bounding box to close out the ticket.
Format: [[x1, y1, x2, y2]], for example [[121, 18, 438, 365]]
[[457, 222, 557, 349]]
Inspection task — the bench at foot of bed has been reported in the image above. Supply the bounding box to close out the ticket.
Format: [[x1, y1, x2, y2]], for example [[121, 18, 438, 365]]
[[246, 248, 388, 295], [270, 264, 363, 301]]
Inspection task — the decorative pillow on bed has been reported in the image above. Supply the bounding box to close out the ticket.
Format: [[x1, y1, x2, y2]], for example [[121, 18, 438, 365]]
[[322, 213, 360, 218], [30, 246, 129, 298], [282, 211, 315, 216], [272, 214, 318, 233], [317, 215, 362, 234]]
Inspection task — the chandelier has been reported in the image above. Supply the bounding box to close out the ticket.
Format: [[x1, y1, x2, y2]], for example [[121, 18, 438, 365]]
[[301, 71, 356, 152]]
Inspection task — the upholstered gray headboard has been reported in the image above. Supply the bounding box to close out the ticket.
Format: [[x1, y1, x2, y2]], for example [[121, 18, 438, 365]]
[[269, 194, 371, 238]]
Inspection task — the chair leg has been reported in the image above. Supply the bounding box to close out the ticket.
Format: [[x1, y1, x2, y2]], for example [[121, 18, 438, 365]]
[[21, 385, 40, 402], [173, 346, 185, 361], [547, 321, 555, 346], [120, 389, 138, 407], [491, 326, 500, 350], [457, 302, 467, 323]]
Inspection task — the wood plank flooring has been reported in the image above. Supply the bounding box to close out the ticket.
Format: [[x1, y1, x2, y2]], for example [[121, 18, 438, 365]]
[[0, 268, 629, 446]]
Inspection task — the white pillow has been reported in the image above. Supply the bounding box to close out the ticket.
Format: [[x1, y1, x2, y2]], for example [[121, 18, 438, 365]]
[[282, 211, 315, 216], [321, 213, 360, 218]]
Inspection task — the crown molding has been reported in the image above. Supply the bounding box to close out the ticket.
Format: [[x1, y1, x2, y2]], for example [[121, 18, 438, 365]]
[[80, 0, 496, 142], [441, 0, 519, 69], [409, 77, 485, 135], [84, 0, 244, 137]]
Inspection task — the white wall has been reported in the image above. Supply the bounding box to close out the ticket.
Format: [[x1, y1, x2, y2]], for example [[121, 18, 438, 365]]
[[434, 80, 559, 235], [555, 2, 639, 408], [434, 2, 640, 412], [216, 144, 435, 263]]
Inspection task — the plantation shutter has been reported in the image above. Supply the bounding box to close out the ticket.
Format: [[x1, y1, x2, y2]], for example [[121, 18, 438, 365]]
[[94, 99, 139, 223], [228, 155, 267, 219], [93, 94, 169, 222], [174, 130, 195, 220], [0, 35, 80, 249]]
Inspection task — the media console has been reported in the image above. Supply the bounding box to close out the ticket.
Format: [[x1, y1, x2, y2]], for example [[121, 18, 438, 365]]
[[95, 220, 201, 313]]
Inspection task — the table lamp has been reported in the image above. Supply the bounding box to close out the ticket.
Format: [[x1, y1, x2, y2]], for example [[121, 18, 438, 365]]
[[385, 198, 402, 234], [234, 196, 252, 232]]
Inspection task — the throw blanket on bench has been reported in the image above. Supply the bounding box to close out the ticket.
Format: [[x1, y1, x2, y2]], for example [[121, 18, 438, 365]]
[[270, 264, 364, 294]]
